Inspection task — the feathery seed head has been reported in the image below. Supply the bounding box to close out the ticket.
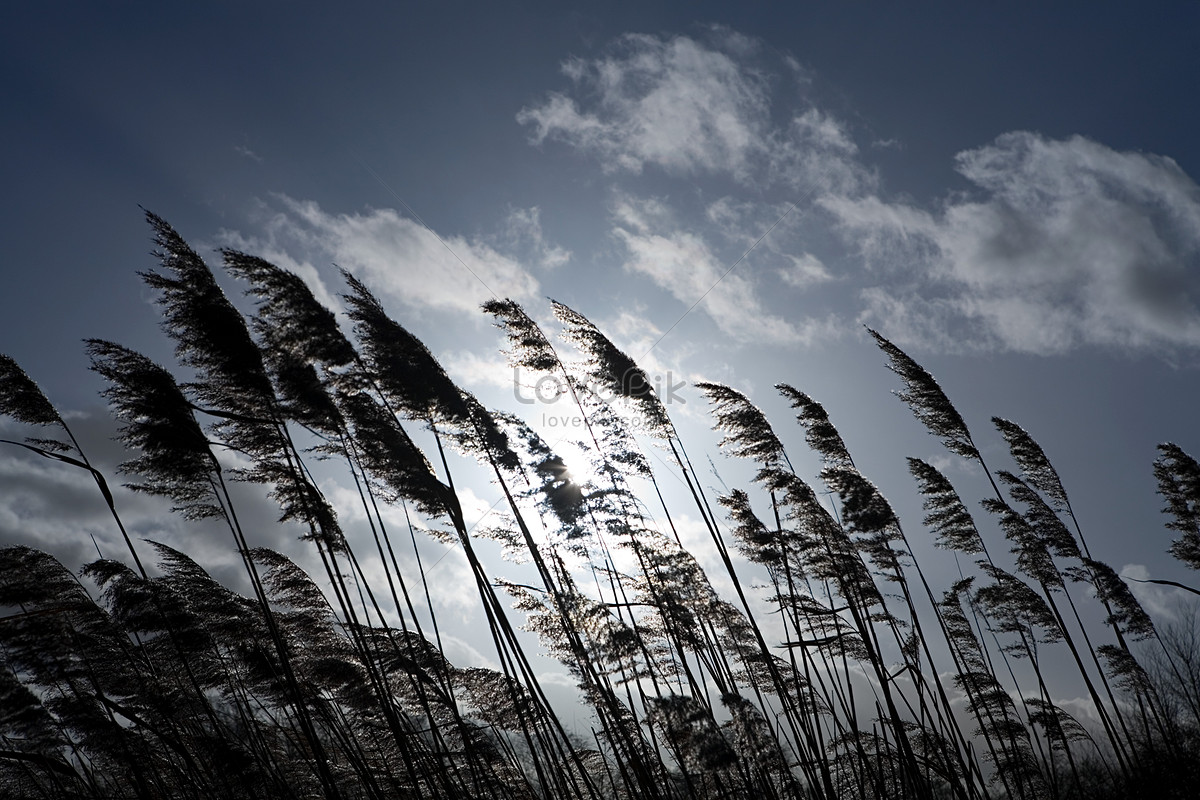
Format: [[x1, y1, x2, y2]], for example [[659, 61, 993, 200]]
[[224, 250, 357, 369], [1154, 442, 1200, 570], [869, 328, 979, 461], [907, 458, 985, 554], [776, 383, 854, 469], [552, 300, 671, 436], [482, 298, 561, 373], [141, 211, 276, 417], [0, 354, 63, 428], [696, 381, 786, 471], [87, 339, 221, 519]]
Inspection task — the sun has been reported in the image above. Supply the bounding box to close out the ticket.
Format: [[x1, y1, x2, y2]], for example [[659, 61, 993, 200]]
[[558, 440, 602, 488]]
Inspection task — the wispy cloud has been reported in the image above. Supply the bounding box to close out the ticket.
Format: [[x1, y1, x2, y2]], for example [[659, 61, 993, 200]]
[[520, 29, 1200, 360], [612, 195, 839, 347], [233, 144, 263, 162], [515, 30, 872, 354], [779, 252, 834, 288], [442, 349, 518, 392], [496, 206, 571, 269], [1120, 563, 1180, 622], [828, 132, 1200, 356], [225, 195, 541, 317], [518, 30, 869, 196]]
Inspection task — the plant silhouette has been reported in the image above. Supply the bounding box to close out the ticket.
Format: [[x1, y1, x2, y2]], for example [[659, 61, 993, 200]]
[[1, 212, 1199, 799]]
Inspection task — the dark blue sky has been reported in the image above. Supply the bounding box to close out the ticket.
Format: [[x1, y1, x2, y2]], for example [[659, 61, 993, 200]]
[[5, 4, 1197, 386]]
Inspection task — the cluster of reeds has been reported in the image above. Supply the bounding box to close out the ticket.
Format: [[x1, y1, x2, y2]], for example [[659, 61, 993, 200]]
[[2, 212, 1200, 799]]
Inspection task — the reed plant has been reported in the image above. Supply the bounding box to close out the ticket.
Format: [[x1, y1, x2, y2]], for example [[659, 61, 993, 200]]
[[2, 212, 1199, 798]]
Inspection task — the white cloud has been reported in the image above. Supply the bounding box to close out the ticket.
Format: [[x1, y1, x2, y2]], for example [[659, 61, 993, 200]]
[[704, 196, 761, 239], [439, 633, 500, 671], [600, 305, 665, 352], [443, 349, 519, 393], [613, 196, 841, 347], [233, 144, 263, 163], [519, 33, 769, 180], [0, 445, 129, 567], [1052, 694, 1103, 729], [499, 206, 571, 269], [779, 252, 833, 288], [226, 196, 541, 317], [518, 32, 869, 195], [455, 485, 504, 530], [1120, 563, 1179, 622], [828, 132, 1200, 356]]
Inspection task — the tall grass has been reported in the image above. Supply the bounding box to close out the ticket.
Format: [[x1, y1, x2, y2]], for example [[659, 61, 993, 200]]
[[2, 212, 1199, 798]]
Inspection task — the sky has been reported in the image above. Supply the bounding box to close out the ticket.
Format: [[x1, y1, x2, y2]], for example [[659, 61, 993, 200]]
[[3, 1, 1200, 721]]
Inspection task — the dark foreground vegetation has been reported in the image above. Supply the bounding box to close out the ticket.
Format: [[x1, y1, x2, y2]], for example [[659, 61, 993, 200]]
[[2, 212, 1200, 799]]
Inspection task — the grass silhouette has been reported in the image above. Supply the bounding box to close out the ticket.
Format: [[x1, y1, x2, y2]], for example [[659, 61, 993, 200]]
[[1, 212, 1199, 799]]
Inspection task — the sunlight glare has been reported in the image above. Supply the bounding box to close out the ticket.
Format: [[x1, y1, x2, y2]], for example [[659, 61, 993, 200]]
[[558, 440, 601, 488]]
